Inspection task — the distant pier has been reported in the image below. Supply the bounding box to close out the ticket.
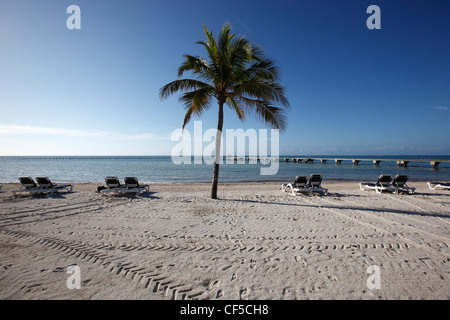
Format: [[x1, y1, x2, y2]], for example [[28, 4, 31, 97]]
[[230, 157, 449, 169]]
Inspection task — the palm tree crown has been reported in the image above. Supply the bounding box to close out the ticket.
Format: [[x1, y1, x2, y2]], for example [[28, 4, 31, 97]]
[[160, 23, 289, 130]]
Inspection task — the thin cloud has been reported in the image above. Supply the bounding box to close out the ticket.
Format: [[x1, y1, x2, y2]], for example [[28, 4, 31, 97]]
[[0, 125, 108, 137], [433, 106, 448, 111], [0, 124, 169, 141], [115, 133, 168, 141]]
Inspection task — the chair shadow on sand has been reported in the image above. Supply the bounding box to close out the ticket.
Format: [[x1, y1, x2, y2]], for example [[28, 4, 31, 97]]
[[101, 191, 161, 200], [224, 192, 450, 220]]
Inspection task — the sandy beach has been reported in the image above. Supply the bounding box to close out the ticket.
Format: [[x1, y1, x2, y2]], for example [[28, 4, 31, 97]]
[[0, 181, 449, 300]]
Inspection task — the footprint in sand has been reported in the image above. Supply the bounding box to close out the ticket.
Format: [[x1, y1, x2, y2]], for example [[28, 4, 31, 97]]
[[239, 287, 249, 300]]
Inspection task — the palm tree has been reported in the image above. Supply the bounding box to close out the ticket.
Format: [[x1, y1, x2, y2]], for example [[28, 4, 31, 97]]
[[160, 23, 290, 199]]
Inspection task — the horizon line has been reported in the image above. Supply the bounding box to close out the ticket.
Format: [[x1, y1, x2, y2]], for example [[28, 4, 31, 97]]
[[1, 154, 450, 157]]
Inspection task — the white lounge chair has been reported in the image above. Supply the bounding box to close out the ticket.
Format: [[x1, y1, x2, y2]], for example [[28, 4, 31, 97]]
[[100, 176, 125, 195], [11, 177, 51, 197], [36, 177, 73, 195], [427, 181, 450, 190], [282, 174, 328, 196], [282, 176, 310, 195], [100, 176, 148, 196], [306, 174, 328, 195], [391, 175, 415, 194], [360, 175, 395, 194], [124, 177, 149, 195]]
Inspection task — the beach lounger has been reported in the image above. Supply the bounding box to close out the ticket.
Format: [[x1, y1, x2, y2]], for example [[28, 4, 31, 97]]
[[105, 176, 123, 189], [11, 177, 50, 197], [100, 176, 148, 195], [282, 174, 328, 196], [306, 174, 328, 195], [100, 176, 124, 194], [391, 175, 415, 194], [427, 181, 450, 190], [124, 177, 149, 195], [281, 176, 310, 195], [359, 175, 395, 194], [35, 177, 73, 195]]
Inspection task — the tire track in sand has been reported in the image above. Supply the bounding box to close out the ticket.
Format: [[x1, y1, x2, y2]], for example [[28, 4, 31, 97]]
[[298, 196, 450, 260], [0, 229, 213, 300]]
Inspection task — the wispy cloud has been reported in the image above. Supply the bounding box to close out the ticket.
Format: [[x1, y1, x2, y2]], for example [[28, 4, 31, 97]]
[[0, 124, 169, 141], [114, 133, 168, 141], [0, 125, 108, 137], [433, 106, 448, 111]]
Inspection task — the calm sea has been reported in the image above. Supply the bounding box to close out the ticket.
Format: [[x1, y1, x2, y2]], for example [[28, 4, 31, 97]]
[[1, 155, 450, 184]]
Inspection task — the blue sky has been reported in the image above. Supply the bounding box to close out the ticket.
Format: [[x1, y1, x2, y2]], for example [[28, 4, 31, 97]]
[[0, 0, 449, 156]]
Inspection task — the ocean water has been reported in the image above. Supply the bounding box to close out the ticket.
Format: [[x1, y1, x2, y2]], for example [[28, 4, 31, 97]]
[[0, 155, 449, 184]]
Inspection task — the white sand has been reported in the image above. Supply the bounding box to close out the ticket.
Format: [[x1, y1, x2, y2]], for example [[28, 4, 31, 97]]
[[0, 181, 449, 300]]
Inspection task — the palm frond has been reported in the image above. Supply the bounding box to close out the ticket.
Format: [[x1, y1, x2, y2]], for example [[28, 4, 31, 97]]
[[229, 37, 253, 66], [218, 23, 234, 58], [159, 79, 212, 100], [179, 86, 215, 128], [182, 107, 194, 130], [245, 58, 280, 81], [231, 81, 290, 108], [178, 55, 212, 80], [201, 25, 219, 64], [236, 96, 288, 131], [226, 96, 245, 121]]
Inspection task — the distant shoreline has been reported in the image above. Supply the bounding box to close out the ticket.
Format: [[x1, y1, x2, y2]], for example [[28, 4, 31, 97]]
[[0, 180, 439, 191], [0, 176, 448, 185], [1, 155, 449, 184]]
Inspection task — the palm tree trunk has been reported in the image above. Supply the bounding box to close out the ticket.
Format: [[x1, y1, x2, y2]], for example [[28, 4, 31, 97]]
[[211, 102, 224, 199]]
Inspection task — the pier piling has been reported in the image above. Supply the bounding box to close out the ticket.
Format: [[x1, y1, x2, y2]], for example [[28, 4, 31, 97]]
[[280, 157, 447, 168]]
